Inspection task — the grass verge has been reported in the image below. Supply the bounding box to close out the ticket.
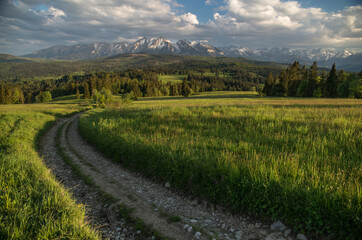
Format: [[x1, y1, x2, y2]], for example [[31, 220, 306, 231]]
[[0, 103, 99, 239]]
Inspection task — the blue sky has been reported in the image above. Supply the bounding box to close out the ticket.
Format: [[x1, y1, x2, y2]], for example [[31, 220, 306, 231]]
[[0, 0, 361, 55]]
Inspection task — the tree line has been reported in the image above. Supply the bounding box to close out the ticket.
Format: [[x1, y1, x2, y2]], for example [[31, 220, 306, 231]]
[[0, 68, 262, 104], [1, 62, 361, 104], [262, 62, 362, 98]]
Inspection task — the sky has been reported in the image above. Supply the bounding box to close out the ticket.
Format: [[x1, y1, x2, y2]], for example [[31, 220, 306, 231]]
[[0, 0, 361, 56]]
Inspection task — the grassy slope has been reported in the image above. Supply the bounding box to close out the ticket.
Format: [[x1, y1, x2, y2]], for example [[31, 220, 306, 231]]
[[79, 92, 362, 239], [0, 99, 99, 239]]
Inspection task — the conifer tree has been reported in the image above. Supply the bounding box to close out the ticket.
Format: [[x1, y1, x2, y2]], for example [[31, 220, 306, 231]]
[[287, 61, 302, 96], [306, 61, 318, 97], [325, 64, 338, 98], [182, 77, 191, 97], [83, 82, 91, 99], [279, 70, 289, 96], [76, 88, 80, 99], [0, 84, 5, 104], [263, 72, 274, 96]]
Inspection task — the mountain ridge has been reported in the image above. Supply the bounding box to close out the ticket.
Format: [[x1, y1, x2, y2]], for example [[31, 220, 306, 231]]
[[21, 37, 362, 71]]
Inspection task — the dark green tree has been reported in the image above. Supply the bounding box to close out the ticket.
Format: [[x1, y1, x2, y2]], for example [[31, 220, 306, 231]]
[[325, 64, 338, 98], [279, 70, 289, 96], [263, 72, 275, 96], [76, 88, 80, 99], [306, 61, 318, 97], [287, 61, 302, 96], [0, 84, 5, 104], [83, 82, 91, 99], [337, 76, 351, 98], [181, 77, 191, 97]]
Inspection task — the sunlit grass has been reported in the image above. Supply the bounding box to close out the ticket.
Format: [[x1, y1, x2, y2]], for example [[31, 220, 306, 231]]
[[0, 98, 98, 239], [158, 74, 186, 84], [79, 92, 361, 239]]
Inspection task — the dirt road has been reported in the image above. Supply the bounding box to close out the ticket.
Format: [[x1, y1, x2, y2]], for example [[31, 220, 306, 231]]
[[40, 113, 298, 240]]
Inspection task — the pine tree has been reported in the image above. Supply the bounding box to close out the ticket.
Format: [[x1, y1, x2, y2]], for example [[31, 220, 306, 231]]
[[279, 70, 289, 96], [263, 72, 274, 96], [287, 61, 302, 97], [83, 82, 91, 99], [76, 88, 80, 99], [306, 61, 318, 97], [26, 91, 33, 103], [181, 77, 191, 97], [0, 84, 5, 104], [325, 64, 338, 98]]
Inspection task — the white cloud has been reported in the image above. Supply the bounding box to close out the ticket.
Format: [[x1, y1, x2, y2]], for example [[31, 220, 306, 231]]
[[46, 7, 66, 18], [209, 0, 362, 48], [0, 0, 361, 55], [180, 12, 199, 25], [0, 0, 204, 55]]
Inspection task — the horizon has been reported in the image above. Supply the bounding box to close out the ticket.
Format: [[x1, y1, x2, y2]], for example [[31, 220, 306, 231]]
[[15, 36, 362, 57], [1, 0, 362, 56]]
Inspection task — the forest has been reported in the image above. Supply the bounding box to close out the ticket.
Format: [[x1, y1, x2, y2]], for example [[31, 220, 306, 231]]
[[263, 61, 362, 98], [0, 58, 361, 104], [0, 61, 265, 104]]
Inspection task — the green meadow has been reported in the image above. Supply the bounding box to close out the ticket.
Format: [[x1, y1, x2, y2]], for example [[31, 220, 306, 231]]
[[0, 100, 99, 239], [79, 92, 362, 239], [159, 72, 229, 84], [159, 74, 187, 84]]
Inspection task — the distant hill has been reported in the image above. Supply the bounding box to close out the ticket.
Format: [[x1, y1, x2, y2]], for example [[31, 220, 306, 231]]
[[21, 37, 362, 72], [0, 54, 31, 63], [0, 54, 288, 81], [220, 47, 362, 72]]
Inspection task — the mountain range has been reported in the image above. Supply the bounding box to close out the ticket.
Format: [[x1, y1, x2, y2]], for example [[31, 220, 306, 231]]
[[22, 37, 362, 71]]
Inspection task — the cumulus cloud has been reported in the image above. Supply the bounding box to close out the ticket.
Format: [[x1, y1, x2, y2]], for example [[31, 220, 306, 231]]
[[180, 13, 199, 25], [0, 0, 361, 55], [210, 0, 362, 48], [31, 6, 66, 24], [0, 0, 202, 55]]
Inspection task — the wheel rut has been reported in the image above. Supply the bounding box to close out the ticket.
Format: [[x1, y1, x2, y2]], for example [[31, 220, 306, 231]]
[[41, 113, 298, 240]]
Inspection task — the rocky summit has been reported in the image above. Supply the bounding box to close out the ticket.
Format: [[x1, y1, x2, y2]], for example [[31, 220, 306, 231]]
[[22, 37, 361, 71]]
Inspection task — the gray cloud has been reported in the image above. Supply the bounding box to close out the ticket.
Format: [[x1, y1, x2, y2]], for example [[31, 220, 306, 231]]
[[0, 0, 361, 56]]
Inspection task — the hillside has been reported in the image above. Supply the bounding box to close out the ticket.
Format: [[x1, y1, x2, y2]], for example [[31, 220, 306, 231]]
[[0, 54, 31, 63], [0, 54, 287, 82]]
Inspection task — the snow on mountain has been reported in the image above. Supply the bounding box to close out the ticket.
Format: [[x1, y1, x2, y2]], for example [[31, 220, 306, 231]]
[[221, 46, 361, 70], [22, 37, 361, 71]]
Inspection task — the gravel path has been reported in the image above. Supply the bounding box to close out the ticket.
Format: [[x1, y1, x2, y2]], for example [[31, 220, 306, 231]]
[[40, 113, 304, 240]]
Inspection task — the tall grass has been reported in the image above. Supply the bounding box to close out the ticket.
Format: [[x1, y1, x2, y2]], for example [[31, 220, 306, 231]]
[[0, 101, 98, 239], [79, 93, 361, 239]]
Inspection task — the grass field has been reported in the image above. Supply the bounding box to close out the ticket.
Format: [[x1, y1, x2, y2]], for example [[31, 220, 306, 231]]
[[79, 92, 362, 239], [0, 99, 99, 239], [159, 74, 187, 84], [158, 72, 229, 84]]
